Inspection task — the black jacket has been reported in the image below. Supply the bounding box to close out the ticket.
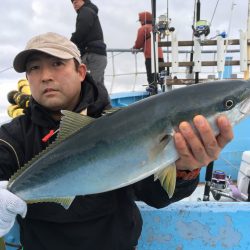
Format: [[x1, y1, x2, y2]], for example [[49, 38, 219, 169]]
[[71, 0, 107, 56], [0, 75, 198, 250]]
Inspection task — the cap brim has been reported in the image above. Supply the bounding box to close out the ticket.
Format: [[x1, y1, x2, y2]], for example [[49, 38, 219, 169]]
[[13, 48, 76, 73]]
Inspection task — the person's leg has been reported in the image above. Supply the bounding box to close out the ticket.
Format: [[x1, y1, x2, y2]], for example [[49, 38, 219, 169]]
[[145, 58, 154, 85], [158, 57, 165, 75], [82, 53, 111, 103], [82, 53, 107, 86]]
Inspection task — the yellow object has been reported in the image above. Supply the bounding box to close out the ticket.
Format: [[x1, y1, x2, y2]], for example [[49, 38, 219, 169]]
[[6, 79, 31, 118], [13, 92, 30, 108], [154, 163, 176, 198], [21, 85, 31, 95], [196, 20, 209, 27], [18, 79, 31, 95], [7, 105, 24, 118]]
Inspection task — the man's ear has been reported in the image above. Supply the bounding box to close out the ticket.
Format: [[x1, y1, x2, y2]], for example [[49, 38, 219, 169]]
[[78, 63, 87, 81]]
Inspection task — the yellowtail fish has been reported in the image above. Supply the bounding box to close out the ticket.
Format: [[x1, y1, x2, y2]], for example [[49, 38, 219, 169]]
[[7, 79, 250, 208]]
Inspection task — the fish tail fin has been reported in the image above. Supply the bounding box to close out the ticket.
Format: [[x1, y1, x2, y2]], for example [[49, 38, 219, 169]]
[[154, 163, 176, 198]]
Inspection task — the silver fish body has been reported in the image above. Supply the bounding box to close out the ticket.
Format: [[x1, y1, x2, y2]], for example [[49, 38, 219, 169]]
[[7, 79, 250, 203]]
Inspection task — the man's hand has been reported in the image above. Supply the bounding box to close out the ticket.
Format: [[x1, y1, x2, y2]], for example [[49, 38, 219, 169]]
[[174, 115, 233, 171], [0, 181, 27, 237]]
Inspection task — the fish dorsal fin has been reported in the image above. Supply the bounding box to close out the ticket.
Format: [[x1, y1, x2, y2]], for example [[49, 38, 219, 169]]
[[58, 110, 95, 141], [8, 111, 95, 188], [102, 107, 123, 116]]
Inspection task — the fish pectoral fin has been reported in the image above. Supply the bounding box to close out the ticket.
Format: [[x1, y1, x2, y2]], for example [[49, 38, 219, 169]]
[[150, 134, 174, 161], [27, 197, 75, 210], [154, 163, 176, 198]]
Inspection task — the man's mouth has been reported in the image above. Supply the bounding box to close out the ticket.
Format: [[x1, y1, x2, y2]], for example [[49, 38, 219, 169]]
[[44, 88, 56, 94]]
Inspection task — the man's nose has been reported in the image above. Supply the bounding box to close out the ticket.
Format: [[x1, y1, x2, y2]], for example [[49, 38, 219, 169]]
[[41, 67, 53, 82]]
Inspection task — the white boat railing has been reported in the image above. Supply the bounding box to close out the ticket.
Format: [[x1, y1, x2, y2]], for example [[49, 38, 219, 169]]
[[105, 47, 242, 94]]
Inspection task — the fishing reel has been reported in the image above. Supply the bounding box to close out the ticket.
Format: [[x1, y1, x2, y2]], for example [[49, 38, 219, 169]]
[[158, 70, 173, 92], [210, 170, 229, 200], [210, 170, 245, 201], [146, 83, 158, 96], [157, 14, 175, 39], [192, 20, 210, 41], [211, 170, 227, 190]]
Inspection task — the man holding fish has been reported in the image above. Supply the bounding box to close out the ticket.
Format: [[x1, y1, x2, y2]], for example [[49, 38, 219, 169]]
[[0, 32, 236, 250]]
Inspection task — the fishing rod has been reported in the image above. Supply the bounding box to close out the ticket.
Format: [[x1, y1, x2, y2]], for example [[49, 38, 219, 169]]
[[150, 0, 159, 95], [150, 0, 172, 95], [165, 0, 170, 77], [195, 0, 200, 84], [189, 0, 196, 77]]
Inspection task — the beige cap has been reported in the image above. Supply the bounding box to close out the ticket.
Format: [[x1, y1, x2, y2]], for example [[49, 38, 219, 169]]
[[13, 32, 82, 73]]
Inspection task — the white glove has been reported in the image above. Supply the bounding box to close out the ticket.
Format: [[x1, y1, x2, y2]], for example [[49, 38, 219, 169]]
[[0, 181, 27, 237]]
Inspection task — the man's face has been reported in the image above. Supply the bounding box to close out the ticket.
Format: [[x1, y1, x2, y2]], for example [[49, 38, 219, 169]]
[[72, 0, 84, 11], [26, 52, 86, 112]]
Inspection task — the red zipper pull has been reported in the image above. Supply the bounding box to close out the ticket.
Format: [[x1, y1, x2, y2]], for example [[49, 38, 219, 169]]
[[42, 129, 59, 143]]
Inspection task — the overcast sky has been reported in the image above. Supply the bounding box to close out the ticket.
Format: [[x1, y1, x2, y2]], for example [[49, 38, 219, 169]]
[[0, 0, 248, 122]]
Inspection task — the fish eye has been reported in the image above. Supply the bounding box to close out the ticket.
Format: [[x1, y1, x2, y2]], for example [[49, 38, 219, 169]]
[[224, 99, 235, 110]]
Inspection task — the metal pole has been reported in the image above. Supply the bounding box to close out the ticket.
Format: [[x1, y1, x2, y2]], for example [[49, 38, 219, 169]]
[[166, 0, 170, 78], [111, 52, 115, 77], [244, 0, 250, 79], [151, 0, 158, 94], [203, 161, 214, 201]]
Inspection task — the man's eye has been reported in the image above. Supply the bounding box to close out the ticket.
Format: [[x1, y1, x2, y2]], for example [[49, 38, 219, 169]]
[[53, 61, 64, 66], [27, 65, 39, 72]]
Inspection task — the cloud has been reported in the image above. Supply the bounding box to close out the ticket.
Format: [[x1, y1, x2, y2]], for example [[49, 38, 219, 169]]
[[0, 0, 248, 120], [0, 0, 247, 70]]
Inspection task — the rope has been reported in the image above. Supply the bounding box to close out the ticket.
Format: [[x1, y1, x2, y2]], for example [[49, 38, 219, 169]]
[[209, 0, 220, 27], [220, 154, 250, 180], [0, 66, 13, 74]]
